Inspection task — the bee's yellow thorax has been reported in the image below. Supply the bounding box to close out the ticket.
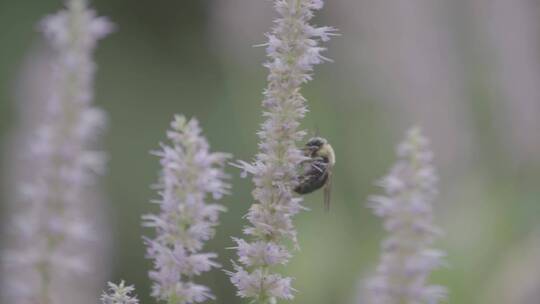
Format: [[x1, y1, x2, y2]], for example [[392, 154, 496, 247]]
[[318, 144, 336, 166]]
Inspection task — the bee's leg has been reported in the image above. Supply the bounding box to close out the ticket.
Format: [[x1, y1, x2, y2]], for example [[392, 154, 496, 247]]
[[311, 163, 325, 173], [324, 170, 332, 211], [310, 157, 327, 173]]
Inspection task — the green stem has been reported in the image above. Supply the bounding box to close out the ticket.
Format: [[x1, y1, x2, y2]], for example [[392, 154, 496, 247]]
[[38, 261, 51, 304]]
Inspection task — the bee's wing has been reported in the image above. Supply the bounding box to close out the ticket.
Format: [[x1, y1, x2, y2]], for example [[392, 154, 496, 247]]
[[324, 169, 332, 212]]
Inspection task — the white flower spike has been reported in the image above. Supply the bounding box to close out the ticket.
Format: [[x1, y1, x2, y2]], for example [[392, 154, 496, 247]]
[[144, 115, 231, 304], [228, 0, 336, 303]]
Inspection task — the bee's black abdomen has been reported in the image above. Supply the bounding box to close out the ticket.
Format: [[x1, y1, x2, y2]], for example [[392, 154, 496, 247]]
[[294, 160, 329, 194], [294, 172, 328, 194]]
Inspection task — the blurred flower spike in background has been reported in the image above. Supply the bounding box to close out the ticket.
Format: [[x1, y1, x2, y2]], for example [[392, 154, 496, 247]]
[[366, 127, 446, 304], [1, 0, 113, 303]]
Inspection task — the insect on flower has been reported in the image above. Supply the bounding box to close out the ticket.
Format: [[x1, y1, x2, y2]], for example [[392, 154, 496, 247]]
[[294, 137, 336, 211]]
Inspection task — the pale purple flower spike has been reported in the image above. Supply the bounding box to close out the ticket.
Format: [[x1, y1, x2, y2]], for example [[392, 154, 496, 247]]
[[1, 0, 112, 303], [101, 281, 139, 304], [366, 127, 447, 304], [228, 0, 336, 303], [143, 115, 231, 304]]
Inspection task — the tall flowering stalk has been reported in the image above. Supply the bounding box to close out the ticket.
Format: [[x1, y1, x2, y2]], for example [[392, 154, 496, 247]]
[[1, 0, 112, 303], [366, 128, 446, 304], [143, 115, 230, 304], [228, 0, 335, 302]]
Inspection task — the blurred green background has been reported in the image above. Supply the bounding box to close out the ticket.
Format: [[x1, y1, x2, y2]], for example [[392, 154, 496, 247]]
[[1, 0, 540, 303]]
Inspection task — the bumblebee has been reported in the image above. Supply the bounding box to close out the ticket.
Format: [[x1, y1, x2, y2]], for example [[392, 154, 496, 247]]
[[294, 137, 335, 211]]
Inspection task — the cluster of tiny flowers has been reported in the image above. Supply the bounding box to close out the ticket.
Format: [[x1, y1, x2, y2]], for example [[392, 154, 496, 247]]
[[229, 0, 336, 302], [366, 128, 447, 304], [143, 115, 231, 304], [101, 281, 139, 304], [1, 0, 112, 303]]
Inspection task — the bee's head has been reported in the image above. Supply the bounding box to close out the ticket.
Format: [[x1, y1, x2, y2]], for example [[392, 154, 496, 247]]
[[304, 137, 327, 156]]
